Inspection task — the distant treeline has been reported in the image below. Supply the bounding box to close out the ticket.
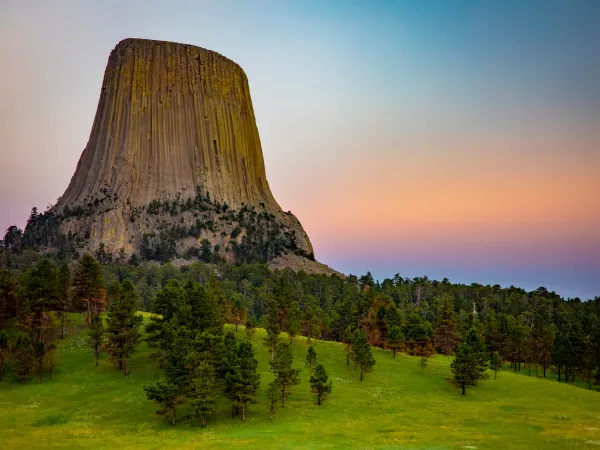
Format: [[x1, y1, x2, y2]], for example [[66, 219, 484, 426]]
[[1, 227, 599, 389]]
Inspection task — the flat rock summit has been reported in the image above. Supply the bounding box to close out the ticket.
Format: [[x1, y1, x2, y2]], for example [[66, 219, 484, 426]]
[[27, 38, 335, 274]]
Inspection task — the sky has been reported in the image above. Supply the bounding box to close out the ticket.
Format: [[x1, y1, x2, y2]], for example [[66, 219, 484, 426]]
[[0, 0, 599, 299]]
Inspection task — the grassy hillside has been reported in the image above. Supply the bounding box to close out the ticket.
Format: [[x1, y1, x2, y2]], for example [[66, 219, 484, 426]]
[[1, 317, 599, 449]]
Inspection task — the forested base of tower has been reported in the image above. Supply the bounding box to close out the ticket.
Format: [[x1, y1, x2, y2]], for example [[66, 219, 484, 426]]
[[19, 185, 313, 266]]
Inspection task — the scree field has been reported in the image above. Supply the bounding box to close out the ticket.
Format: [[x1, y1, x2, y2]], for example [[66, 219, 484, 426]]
[[1, 316, 599, 449]]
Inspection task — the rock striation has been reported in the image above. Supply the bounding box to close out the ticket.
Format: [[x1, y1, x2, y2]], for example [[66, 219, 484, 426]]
[[41, 38, 315, 264]]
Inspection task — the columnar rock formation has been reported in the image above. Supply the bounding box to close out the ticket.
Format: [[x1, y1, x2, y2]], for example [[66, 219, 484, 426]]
[[46, 38, 315, 263]]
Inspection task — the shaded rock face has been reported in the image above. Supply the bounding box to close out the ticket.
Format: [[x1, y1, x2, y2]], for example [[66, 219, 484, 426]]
[[51, 38, 313, 262]]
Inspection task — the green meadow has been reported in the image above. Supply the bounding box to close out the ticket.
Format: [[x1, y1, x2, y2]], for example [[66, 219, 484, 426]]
[[1, 316, 599, 449]]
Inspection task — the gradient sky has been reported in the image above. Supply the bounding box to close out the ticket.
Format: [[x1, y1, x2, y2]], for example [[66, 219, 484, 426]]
[[1, 0, 599, 299]]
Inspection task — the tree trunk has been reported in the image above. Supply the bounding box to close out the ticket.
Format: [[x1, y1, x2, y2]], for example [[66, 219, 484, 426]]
[[558, 366, 561, 382], [282, 387, 286, 407], [61, 310, 66, 339], [393, 348, 396, 358], [95, 352, 99, 366], [124, 358, 129, 375], [235, 324, 238, 332], [543, 364, 546, 378], [360, 366, 364, 381], [461, 383, 465, 395], [202, 415, 206, 427], [494, 370, 497, 379], [242, 402, 246, 421], [172, 407, 176, 425], [317, 394, 321, 406]]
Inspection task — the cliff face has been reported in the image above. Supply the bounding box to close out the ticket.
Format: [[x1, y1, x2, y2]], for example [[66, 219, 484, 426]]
[[48, 38, 313, 263]]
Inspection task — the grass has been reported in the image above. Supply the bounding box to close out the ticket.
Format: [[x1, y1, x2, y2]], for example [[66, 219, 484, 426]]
[[499, 362, 600, 392], [1, 316, 600, 449]]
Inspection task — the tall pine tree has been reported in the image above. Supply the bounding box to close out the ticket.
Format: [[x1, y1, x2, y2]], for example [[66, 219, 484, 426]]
[[270, 342, 301, 407], [309, 363, 332, 405], [188, 361, 216, 427], [57, 263, 71, 339], [73, 254, 105, 319], [106, 280, 142, 375], [17, 259, 59, 340], [87, 313, 104, 366], [227, 340, 261, 420], [352, 330, 375, 381], [451, 327, 489, 395]]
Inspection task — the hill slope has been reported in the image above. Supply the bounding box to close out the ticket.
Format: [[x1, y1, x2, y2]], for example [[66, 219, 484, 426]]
[[1, 319, 599, 449]]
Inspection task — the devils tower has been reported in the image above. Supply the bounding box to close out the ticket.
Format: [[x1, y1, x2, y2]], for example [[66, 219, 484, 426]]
[[29, 38, 323, 268]]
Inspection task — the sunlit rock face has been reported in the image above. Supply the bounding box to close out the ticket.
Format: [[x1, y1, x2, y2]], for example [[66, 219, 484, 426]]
[[52, 38, 313, 261]]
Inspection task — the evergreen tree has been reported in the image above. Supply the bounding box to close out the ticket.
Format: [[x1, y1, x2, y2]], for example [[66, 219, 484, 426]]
[[387, 325, 404, 358], [434, 295, 458, 355], [419, 356, 428, 373], [403, 313, 434, 356], [531, 322, 555, 378], [263, 295, 281, 360], [375, 305, 388, 347], [188, 361, 216, 427], [73, 254, 105, 318], [34, 339, 47, 381], [144, 280, 186, 351], [343, 325, 355, 365], [270, 342, 301, 407], [489, 351, 502, 379], [227, 340, 260, 420], [143, 378, 185, 425], [0, 330, 9, 378], [385, 305, 403, 329], [189, 331, 225, 376], [227, 297, 246, 332], [17, 259, 59, 340], [287, 302, 302, 345], [264, 327, 280, 361], [310, 322, 321, 343], [505, 316, 527, 372], [105, 280, 143, 375], [309, 363, 332, 405], [0, 268, 15, 330], [305, 345, 317, 372], [266, 380, 280, 420], [223, 331, 238, 394], [451, 327, 489, 395], [13, 332, 34, 383], [245, 316, 257, 341], [87, 313, 104, 366], [57, 263, 71, 339], [43, 341, 58, 379], [144, 324, 191, 425], [184, 279, 227, 335], [352, 330, 375, 381]]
